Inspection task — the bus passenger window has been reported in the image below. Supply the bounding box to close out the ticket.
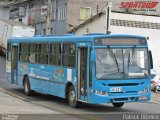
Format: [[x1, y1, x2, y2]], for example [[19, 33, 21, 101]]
[[37, 43, 49, 64], [28, 43, 37, 63], [62, 43, 76, 68], [7, 43, 11, 61], [50, 43, 61, 66], [19, 44, 28, 62]]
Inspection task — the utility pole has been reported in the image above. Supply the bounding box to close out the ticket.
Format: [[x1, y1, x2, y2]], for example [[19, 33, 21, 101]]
[[46, 0, 52, 35], [105, 2, 112, 34]]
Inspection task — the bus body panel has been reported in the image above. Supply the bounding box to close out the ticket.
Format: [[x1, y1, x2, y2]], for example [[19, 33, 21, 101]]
[[88, 79, 151, 103], [17, 62, 77, 98], [6, 34, 151, 105]]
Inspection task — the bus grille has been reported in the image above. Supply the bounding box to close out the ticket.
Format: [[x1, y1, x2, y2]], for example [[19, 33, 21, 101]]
[[112, 97, 136, 102], [108, 83, 139, 86]]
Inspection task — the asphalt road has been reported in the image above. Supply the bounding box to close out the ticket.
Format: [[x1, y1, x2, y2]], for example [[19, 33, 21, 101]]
[[0, 56, 160, 120]]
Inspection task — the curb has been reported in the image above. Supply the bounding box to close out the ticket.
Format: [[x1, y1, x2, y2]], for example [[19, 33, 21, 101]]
[[0, 87, 26, 101], [149, 100, 160, 105]]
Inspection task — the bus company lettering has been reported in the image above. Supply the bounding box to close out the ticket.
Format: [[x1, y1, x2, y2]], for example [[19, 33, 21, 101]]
[[119, 1, 158, 9]]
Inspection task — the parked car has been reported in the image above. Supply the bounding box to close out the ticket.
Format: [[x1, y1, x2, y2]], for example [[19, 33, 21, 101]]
[[151, 73, 160, 92]]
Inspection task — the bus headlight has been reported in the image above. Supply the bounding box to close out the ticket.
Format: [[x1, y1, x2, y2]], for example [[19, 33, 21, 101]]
[[93, 90, 108, 96], [138, 85, 150, 94]]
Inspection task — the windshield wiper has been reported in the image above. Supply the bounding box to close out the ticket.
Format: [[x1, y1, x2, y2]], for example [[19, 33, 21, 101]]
[[128, 45, 136, 70], [107, 45, 119, 72]]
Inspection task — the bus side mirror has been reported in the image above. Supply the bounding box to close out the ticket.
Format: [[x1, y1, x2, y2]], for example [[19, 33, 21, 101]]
[[149, 50, 153, 69], [91, 50, 96, 62]]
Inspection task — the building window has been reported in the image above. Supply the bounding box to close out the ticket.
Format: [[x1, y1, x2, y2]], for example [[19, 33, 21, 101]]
[[48, 28, 53, 34], [80, 7, 91, 20], [19, 18, 22, 22], [52, 1, 56, 20], [42, 29, 46, 35], [58, 6, 66, 20], [62, 43, 76, 68], [52, 8, 56, 20], [9, 6, 26, 19]]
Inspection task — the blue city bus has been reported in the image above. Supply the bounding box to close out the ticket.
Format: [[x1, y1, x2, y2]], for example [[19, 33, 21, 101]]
[[6, 33, 153, 108]]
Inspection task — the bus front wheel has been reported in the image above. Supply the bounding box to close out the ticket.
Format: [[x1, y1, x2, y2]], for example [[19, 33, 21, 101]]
[[112, 103, 124, 108], [24, 76, 32, 96], [68, 86, 79, 108]]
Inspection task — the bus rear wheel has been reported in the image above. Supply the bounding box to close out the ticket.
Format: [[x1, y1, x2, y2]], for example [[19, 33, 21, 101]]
[[68, 86, 79, 108], [112, 103, 124, 108], [24, 76, 32, 96]]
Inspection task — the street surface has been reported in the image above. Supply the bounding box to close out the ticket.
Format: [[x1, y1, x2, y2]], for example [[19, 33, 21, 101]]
[[0, 56, 160, 120]]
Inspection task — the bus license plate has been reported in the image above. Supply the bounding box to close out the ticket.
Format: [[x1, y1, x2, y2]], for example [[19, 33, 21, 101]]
[[110, 87, 122, 92]]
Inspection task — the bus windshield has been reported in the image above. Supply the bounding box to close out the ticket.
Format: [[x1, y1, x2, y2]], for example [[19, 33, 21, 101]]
[[95, 48, 149, 80]]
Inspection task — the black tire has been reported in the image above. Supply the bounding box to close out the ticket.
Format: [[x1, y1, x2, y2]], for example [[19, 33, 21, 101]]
[[153, 86, 158, 93], [24, 76, 32, 96], [112, 103, 124, 108], [68, 86, 79, 108]]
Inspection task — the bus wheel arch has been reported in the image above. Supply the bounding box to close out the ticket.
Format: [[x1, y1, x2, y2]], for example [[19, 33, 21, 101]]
[[65, 82, 73, 99], [23, 74, 28, 86], [23, 75, 33, 96], [65, 82, 79, 108]]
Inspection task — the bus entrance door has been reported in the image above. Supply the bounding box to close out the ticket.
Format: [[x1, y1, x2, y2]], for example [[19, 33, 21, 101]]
[[11, 46, 18, 84], [78, 47, 88, 101]]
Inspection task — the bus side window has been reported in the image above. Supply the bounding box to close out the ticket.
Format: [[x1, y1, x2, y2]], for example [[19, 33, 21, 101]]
[[62, 43, 76, 68], [7, 43, 11, 61], [28, 43, 37, 63], [19, 43, 28, 62], [37, 43, 49, 64], [50, 43, 61, 66]]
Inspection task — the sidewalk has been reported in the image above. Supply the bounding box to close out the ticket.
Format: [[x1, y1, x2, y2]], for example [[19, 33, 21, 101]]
[[0, 88, 159, 114], [151, 92, 160, 104], [0, 91, 58, 114], [0, 90, 84, 120]]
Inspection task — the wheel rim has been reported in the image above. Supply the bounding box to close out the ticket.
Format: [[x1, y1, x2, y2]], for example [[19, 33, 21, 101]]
[[69, 90, 76, 104]]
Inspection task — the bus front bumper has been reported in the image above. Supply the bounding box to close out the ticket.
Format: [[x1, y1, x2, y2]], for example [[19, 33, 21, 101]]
[[88, 92, 151, 104]]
